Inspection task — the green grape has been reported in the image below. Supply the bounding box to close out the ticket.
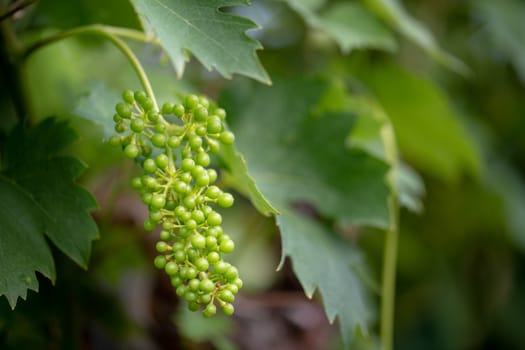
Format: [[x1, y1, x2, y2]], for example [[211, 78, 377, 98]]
[[221, 303, 234, 316], [143, 158, 156, 173], [116, 102, 132, 118], [130, 119, 145, 133], [220, 131, 235, 144], [124, 144, 139, 158], [123, 89, 134, 103], [161, 102, 174, 114], [152, 133, 166, 148], [111, 91, 241, 317]]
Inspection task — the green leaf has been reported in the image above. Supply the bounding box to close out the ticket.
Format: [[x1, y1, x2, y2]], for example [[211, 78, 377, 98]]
[[221, 145, 279, 216], [0, 178, 56, 309], [363, 0, 468, 75], [360, 64, 480, 182], [74, 81, 121, 139], [277, 211, 372, 346], [221, 77, 391, 345], [4, 118, 99, 269], [475, 0, 525, 82], [284, 0, 396, 53], [345, 94, 424, 213], [131, 0, 270, 84]]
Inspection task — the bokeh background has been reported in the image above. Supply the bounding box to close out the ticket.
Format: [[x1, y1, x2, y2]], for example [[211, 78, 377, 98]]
[[1, 0, 525, 349]]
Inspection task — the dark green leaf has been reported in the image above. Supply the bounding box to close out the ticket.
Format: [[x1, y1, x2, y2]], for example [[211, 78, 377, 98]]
[[277, 211, 373, 346], [4, 119, 99, 269], [221, 77, 391, 345], [0, 178, 55, 309], [131, 0, 270, 84]]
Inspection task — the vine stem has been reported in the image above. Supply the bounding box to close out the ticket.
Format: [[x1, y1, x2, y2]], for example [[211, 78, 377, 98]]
[[380, 194, 399, 350], [22, 24, 159, 110]]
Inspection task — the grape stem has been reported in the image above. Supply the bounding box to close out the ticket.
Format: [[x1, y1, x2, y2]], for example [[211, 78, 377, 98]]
[[22, 24, 159, 111], [380, 194, 399, 350]]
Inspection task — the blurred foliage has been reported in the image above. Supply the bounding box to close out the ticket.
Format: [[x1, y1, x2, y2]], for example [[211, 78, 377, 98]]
[[1, 0, 525, 349]]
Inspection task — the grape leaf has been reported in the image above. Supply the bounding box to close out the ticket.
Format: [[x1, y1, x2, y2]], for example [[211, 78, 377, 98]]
[[4, 118, 99, 270], [363, 0, 468, 75], [0, 178, 56, 309], [359, 64, 480, 182], [220, 77, 391, 345], [74, 81, 121, 139], [475, 0, 525, 83], [221, 145, 279, 217], [277, 211, 372, 346], [345, 95, 424, 213], [131, 0, 270, 84], [284, 0, 396, 53]]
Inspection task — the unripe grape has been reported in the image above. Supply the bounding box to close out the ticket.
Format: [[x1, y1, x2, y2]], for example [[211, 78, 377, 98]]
[[189, 135, 203, 149], [199, 96, 210, 108], [116, 102, 132, 118], [207, 116, 223, 134], [195, 257, 209, 271], [165, 261, 178, 275], [152, 133, 166, 148], [155, 154, 169, 168], [154, 255, 167, 269], [214, 261, 228, 274], [195, 173, 210, 187], [149, 210, 163, 222], [221, 303, 234, 316], [108, 135, 122, 146], [196, 125, 207, 136], [151, 194, 166, 209], [203, 304, 217, 317], [147, 111, 159, 122], [220, 131, 235, 145], [140, 97, 154, 111], [207, 212, 222, 226], [176, 285, 186, 297], [173, 103, 185, 117], [131, 177, 143, 190], [218, 193, 234, 208], [130, 119, 145, 133], [219, 289, 235, 303], [187, 301, 200, 311], [208, 168, 218, 184], [207, 139, 220, 153], [124, 144, 139, 158], [181, 158, 195, 171], [143, 158, 156, 173], [186, 219, 197, 230], [168, 136, 181, 148], [191, 234, 206, 249], [159, 230, 171, 241], [144, 218, 157, 231], [161, 102, 174, 114], [192, 210, 205, 223], [174, 250, 186, 262], [171, 276, 183, 287], [206, 236, 217, 249], [220, 239, 235, 253], [206, 186, 221, 199], [207, 251, 220, 264], [123, 89, 134, 103], [183, 195, 197, 209], [215, 108, 226, 119], [189, 278, 200, 291], [185, 94, 199, 109], [225, 266, 239, 281], [196, 152, 210, 167], [194, 106, 208, 121], [200, 279, 215, 293]]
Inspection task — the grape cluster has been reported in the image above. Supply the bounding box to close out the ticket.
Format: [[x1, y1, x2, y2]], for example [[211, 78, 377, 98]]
[[109, 90, 241, 317]]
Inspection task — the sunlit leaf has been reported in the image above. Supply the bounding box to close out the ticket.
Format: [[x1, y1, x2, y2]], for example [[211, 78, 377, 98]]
[[131, 0, 270, 84]]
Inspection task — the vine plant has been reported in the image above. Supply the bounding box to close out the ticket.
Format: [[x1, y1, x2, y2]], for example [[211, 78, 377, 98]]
[[0, 0, 461, 349]]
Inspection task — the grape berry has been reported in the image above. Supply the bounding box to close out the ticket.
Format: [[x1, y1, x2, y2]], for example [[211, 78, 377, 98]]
[[110, 90, 240, 317]]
